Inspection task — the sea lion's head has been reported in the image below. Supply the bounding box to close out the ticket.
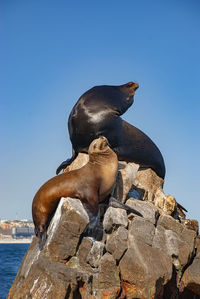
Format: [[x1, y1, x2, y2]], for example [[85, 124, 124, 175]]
[[88, 136, 118, 170], [110, 81, 139, 111], [88, 136, 110, 155], [79, 81, 139, 118], [122, 81, 139, 98], [115, 81, 139, 111]]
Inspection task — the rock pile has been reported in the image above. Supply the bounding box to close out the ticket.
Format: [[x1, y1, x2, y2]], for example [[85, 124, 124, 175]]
[[8, 156, 200, 299]]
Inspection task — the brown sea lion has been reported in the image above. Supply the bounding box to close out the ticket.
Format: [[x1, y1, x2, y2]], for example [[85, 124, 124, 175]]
[[56, 81, 166, 179], [32, 136, 142, 241]]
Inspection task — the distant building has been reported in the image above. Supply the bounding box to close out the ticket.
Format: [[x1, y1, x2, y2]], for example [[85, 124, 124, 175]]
[[0, 223, 12, 230], [0, 227, 12, 235], [12, 227, 34, 239]]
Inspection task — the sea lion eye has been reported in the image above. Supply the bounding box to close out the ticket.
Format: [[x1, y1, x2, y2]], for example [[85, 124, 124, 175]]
[[126, 82, 134, 88]]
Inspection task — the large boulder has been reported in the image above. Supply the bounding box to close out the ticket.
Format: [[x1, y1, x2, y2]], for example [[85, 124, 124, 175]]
[[180, 236, 200, 296], [8, 158, 199, 298]]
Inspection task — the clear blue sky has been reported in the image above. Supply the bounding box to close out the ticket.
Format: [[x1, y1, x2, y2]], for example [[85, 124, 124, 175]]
[[1, 0, 200, 222]]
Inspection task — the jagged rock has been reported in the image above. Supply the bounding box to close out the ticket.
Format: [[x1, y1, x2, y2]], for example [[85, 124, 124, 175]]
[[180, 255, 200, 296], [128, 216, 155, 246], [157, 214, 183, 235], [180, 236, 200, 296], [64, 153, 89, 172], [126, 198, 159, 224], [163, 195, 176, 215], [8, 198, 89, 299], [196, 235, 200, 258], [87, 241, 105, 268], [119, 238, 172, 298], [103, 207, 128, 233], [136, 167, 164, 193], [8, 237, 87, 299], [154, 191, 177, 216], [45, 197, 89, 262], [153, 217, 197, 270], [113, 161, 139, 203], [133, 168, 180, 217], [106, 226, 128, 261], [182, 219, 199, 233], [98, 253, 120, 295], [8, 157, 200, 298], [76, 237, 93, 271]]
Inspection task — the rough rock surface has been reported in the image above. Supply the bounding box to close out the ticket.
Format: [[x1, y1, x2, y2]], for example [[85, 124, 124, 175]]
[[8, 157, 200, 299]]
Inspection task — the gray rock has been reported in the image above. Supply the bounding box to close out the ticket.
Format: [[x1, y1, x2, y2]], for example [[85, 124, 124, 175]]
[[106, 227, 128, 261], [157, 214, 183, 235], [113, 161, 139, 203], [152, 225, 166, 252], [119, 238, 172, 298], [87, 241, 105, 268], [180, 235, 200, 295], [77, 237, 93, 269], [182, 219, 199, 233], [8, 155, 200, 298], [98, 253, 120, 291], [103, 207, 128, 233], [16, 237, 42, 279], [165, 229, 191, 267], [135, 168, 164, 194], [128, 217, 155, 246], [195, 235, 200, 258], [181, 256, 200, 296], [153, 223, 196, 270], [45, 197, 89, 261], [64, 152, 89, 171], [8, 243, 87, 299], [126, 198, 159, 224], [181, 227, 197, 252]]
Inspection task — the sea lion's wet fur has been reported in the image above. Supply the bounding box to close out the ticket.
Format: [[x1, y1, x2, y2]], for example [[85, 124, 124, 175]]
[[32, 137, 118, 239], [56, 82, 166, 179]]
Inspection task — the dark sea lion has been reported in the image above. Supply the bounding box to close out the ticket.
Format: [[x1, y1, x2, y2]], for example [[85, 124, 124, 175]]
[[56, 82, 166, 179], [32, 137, 142, 241]]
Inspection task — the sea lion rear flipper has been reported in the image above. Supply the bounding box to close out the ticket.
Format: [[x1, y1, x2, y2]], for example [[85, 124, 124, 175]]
[[56, 150, 78, 175], [177, 202, 188, 212], [109, 197, 143, 217]]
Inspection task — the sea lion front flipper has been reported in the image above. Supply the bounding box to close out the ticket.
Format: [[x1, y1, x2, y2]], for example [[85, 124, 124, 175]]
[[56, 149, 78, 175], [109, 197, 143, 217], [38, 231, 47, 250]]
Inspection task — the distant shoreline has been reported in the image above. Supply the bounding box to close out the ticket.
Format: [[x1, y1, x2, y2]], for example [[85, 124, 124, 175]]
[[0, 237, 32, 244]]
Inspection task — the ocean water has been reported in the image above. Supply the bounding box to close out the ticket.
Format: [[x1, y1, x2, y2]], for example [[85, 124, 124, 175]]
[[0, 243, 30, 299]]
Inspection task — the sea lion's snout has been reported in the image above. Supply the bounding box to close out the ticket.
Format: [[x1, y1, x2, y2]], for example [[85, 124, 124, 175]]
[[133, 82, 139, 91], [98, 136, 109, 150], [89, 136, 109, 153], [122, 82, 139, 99], [126, 81, 139, 93], [99, 136, 108, 144]]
